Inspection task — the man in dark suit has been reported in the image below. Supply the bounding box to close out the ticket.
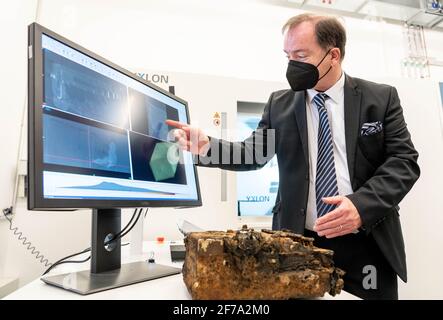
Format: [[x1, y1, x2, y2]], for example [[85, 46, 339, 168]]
[[167, 13, 420, 300]]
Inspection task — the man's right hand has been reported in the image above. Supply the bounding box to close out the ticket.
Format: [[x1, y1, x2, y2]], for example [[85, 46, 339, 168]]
[[165, 120, 211, 156]]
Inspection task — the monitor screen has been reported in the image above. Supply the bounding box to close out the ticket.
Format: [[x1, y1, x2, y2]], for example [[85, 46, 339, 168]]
[[28, 24, 201, 209]]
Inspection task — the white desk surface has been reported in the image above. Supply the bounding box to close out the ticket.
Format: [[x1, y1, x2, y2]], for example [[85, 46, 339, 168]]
[[4, 241, 358, 300]]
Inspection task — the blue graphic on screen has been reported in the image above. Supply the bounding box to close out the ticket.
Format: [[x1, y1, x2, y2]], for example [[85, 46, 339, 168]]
[[43, 112, 131, 177], [40, 34, 198, 201], [236, 113, 279, 217], [44, 50, 129, 129], [63, 182, 174, 195]]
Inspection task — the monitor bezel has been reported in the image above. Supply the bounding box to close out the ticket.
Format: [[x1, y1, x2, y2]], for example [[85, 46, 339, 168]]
[[28, 22, 202, 210]]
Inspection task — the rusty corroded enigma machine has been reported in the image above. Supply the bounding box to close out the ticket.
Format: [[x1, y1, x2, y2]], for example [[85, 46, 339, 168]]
[[183, 226, 345, 299]]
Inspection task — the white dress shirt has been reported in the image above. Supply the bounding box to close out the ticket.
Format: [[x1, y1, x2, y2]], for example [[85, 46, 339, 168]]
[[304, 73, 354, 231]]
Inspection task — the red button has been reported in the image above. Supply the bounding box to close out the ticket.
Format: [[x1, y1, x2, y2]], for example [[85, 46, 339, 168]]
[[156, 236, 165, 244]]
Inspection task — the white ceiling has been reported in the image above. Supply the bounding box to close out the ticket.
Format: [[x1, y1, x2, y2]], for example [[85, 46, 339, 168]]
[[305, 0, 368, 13], [284, 0, 443, 30]]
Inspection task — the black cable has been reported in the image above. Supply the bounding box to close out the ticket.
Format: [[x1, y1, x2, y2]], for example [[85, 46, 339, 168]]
[[42, 247, 91, 275], [117, 208, 144, 239], [42, 208, 141, 276], [100, 208, 142, 247], [50, 255, 91, 267], [108, 208, 141, 242], [43, 242, 132, 276], [45, 243, 130, 271]]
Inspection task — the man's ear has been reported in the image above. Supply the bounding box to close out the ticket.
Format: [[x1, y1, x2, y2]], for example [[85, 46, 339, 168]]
[[331, 47, 341, 65]]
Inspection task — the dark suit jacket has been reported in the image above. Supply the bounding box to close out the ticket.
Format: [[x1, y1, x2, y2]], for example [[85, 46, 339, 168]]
[[196, 74, 420, 282]]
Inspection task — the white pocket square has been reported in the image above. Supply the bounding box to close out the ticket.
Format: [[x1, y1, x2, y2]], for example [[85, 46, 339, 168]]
[[361, 121, 383, 136]]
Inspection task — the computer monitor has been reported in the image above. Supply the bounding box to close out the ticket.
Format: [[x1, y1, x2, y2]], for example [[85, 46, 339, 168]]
[[27, 23, 201, 294]]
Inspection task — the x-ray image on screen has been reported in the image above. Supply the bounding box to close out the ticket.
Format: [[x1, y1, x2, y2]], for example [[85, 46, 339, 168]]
[[129, 131, 187, 185], [129, 88, 179, 141], [44, 50, 129, 129], [149, 101, 168, 139], [43, 110, 131, 179]]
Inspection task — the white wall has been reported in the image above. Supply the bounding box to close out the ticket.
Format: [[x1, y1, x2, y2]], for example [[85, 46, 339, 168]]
[[401, 81, 443, 300], [1, 0, 442, 298], [0, 0, 38, 278], [370, 78, 443, 299]]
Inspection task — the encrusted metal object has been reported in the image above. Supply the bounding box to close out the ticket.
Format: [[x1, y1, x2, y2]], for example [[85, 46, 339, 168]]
[[183, 225, 345, 300]]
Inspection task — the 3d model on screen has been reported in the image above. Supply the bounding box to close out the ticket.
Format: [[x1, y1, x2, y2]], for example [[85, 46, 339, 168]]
[[149, 142, 180, 181], [183, 225, 345, 300]]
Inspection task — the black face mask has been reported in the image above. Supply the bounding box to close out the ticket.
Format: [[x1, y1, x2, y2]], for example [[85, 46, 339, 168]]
[[286, 49, 332, 91]]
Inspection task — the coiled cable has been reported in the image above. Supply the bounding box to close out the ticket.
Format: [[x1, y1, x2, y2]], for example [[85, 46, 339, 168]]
[[2, 207, 52, 267]]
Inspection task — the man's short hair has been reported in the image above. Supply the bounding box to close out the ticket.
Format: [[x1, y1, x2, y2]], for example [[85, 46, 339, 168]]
[[282, 13, 346, 61]]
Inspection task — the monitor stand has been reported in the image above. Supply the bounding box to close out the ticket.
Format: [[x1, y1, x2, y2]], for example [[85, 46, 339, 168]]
[[41, 208, 181, 295]]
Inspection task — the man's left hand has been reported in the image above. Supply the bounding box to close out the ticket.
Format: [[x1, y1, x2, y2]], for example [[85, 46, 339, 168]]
[[313, 196, 362, 238]]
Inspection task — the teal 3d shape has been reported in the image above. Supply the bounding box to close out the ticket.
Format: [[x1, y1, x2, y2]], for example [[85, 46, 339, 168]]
[[149, 142, 180, 181]]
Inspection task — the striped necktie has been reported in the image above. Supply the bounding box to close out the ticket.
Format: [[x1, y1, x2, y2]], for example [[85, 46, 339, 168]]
[[313, 93, 339, 217]]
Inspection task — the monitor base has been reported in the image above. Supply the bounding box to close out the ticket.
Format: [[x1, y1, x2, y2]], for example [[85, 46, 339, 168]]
[[41, 261, 181, 295]]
